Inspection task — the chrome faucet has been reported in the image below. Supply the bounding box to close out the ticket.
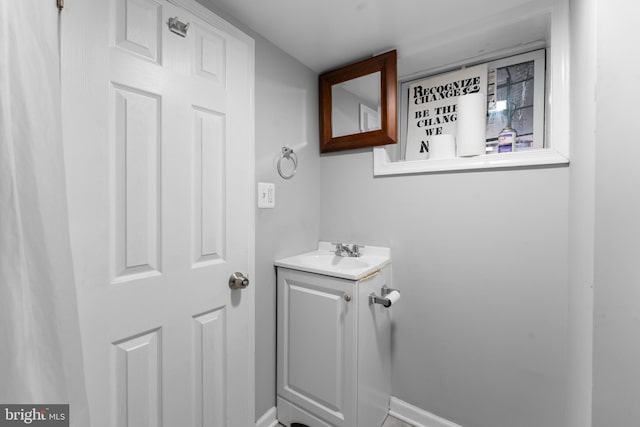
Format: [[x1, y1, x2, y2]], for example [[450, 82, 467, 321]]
[[332, 243, 364, 257]]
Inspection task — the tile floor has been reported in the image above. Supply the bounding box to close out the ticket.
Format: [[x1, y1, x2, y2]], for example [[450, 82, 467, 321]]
[[278, 414, 414, 427]]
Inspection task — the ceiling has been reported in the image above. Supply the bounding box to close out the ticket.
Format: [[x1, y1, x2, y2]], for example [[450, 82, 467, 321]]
[[201, 0, 554, 77]]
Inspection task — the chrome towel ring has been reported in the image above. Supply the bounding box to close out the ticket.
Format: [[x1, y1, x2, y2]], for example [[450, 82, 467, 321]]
[[277, 147, 297, 180]]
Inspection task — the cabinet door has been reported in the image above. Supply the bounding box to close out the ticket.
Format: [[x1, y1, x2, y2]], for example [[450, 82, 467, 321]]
[[277, 268, 357, 427]]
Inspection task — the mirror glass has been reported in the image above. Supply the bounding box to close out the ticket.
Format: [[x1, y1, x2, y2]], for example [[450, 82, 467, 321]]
[[331, 72, 381, 137]]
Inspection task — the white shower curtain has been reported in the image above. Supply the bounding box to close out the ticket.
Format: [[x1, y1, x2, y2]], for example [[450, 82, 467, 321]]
[[0, 0, 89, 424]]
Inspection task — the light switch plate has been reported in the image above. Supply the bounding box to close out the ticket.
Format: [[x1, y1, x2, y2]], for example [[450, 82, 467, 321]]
[[258, 182, 275, 208]]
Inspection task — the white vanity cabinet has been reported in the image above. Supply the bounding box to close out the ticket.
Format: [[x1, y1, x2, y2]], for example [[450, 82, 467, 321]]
[[276, 265, 392, 427]]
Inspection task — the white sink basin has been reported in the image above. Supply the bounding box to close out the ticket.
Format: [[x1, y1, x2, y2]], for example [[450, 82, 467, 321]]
[[274, 242, 391, 280], [299, 254, 370, 270]]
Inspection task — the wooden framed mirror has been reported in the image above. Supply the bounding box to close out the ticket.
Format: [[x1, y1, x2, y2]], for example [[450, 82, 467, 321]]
[[319, 50, 397, 153]]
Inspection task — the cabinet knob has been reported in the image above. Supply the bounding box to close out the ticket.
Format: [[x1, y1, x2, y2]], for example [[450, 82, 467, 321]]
[[344, 294, 352, 302]]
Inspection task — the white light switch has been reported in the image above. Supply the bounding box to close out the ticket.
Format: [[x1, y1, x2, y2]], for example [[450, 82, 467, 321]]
[[258, 182, 275, 208]]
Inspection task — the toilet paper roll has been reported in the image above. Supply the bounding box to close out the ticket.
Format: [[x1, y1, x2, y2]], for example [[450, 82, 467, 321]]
[[385, 290, 401, 306], [429, 134, 456, 159], [456, 92, 487, 157]]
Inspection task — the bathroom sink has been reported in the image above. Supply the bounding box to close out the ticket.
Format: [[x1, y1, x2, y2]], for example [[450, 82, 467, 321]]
[[274, 242, 391, 280], [299, 254, 369, 270]]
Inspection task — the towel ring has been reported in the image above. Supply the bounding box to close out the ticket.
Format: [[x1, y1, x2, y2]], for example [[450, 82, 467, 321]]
[[277, 147, 297, 179]]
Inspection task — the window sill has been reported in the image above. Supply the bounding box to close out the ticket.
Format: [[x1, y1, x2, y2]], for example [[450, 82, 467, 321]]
[[372, 147, 569, 176]]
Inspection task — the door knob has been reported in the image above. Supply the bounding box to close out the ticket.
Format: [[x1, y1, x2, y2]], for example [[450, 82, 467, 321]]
[[229, 272, 250, 289]]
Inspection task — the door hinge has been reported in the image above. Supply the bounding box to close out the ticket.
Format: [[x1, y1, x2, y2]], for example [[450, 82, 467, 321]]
[[57, 0, 64, 11]]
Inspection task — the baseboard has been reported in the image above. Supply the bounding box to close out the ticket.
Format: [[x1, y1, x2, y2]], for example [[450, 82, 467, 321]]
[[256, 406, 279, 427], [389, 397, 464, 427], [268, 397, 462, 427]]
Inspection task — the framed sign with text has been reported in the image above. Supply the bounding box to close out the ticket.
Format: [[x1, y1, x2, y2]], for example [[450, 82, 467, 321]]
[[405, 64, 487, 160]]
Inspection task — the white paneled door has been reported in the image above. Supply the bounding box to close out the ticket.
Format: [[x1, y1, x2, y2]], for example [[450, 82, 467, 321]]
[[61, 0, 254, 426]]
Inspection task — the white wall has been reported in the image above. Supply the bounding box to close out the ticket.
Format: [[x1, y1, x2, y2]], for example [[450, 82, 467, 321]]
[[320, 150, 570, 427], [592, 0, 640, 425], [253, 36, 321, 420]]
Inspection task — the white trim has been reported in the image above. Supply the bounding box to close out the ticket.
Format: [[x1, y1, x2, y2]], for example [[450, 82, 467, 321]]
[[373, 146, 568, 176], [547, 0, 570, 159], [389, 397, 464, 427], [256, 407, 279, 427]]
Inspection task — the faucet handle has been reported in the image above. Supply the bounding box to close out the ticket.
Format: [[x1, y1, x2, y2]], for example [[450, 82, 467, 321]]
[[331, 242, 344, 256], [352, 244, 364, 257]]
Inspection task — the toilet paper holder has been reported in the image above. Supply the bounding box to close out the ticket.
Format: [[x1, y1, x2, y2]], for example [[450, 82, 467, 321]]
[[369, 285, 400, 307]]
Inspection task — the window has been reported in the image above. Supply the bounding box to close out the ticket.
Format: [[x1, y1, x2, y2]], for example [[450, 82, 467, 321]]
[[399, 49, 546, 160], [373, 9, 570, 177], [486, 50, 546, 154]]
